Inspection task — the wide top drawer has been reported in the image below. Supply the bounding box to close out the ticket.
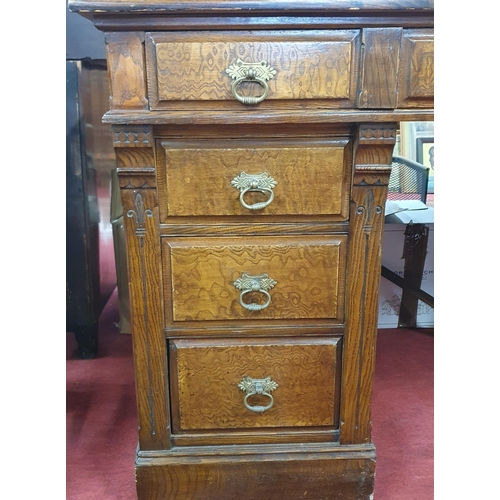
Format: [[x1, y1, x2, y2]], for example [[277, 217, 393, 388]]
[[145, 30, 361, 110], [157, 137, 352, 223]]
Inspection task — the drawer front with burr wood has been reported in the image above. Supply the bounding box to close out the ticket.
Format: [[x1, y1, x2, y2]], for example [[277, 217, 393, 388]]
[[156, 137, 352, 223], [162, 235, 347, 326], [169, 337, 342, 434], [145, 30, 361, 110]]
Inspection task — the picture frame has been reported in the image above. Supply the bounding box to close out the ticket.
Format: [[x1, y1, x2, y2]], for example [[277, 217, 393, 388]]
[[416, 136, 434, 194], [416, 137, 434, 170]]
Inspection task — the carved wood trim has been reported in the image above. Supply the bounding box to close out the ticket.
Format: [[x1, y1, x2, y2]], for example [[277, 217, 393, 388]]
[[341, 136, 390, 444], [122, 188, 170, 450], [358, 125, 397, 144], [113, 125, 154, 147]]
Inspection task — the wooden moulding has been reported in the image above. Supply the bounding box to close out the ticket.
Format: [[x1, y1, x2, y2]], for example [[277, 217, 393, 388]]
[[69, 0, 434, 15], [135, 444, 376, 500]]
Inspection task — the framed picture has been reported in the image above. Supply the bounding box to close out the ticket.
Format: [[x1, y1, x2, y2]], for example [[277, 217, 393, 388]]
[[416, 137, 434, 169], [416, 136, 434, 194], [399, 121, 434, 160]]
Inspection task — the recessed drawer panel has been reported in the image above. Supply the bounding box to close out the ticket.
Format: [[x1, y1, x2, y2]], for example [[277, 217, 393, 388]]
[[145, 30, 361, 109], [162, 235, 346, 324], [397, 29, 434, 108], [157, 138, 351, 221], [169, 337, 341, 432]]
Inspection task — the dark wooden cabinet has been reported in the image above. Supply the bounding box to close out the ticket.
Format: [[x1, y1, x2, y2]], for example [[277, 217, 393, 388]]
[[66, 60, 101, 359], [68, 1, 434, 498]]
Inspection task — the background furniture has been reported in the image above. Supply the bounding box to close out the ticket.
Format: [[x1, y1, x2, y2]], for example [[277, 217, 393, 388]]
[[68, 1, 434, 498], [66, 12, 117, 357], [66, 59, 101, 359], [389, 155, 430, 203], [382, 155, 434, 328]]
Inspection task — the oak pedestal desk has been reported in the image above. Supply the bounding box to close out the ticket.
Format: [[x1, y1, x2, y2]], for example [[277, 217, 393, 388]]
[[69, 1, 434, 498]]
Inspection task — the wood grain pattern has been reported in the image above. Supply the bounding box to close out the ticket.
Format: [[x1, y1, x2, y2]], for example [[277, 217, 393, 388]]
[[163, 235, 346, 323], [135, 449, 376, 500], [157, 138, 351, 220], [103, 108, 434, 125], [105, 32, 148, 110], [69, 2, 434, 498], [94, 13, 434, 32], [146, 31, 360, 109], [340, 134, 393, 445], [170, 428, 339, 446], [170, 337, 341, 431], [121, 188, 170, 450], [357, 27, 402, 109], [398, 28, 434, 107], [355, 123, 398, 167], [70, 0, 434, 14]]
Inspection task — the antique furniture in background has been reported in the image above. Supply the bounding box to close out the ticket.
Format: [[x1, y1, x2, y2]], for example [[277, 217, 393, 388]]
[[66, 60, 101, 359], [68, 1, 434, 497], [66, 13, 116, 358]]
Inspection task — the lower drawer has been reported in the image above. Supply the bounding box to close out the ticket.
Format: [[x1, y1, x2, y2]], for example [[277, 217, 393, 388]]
[[169, 337, 342, 433], [162, 235, 347, 326]]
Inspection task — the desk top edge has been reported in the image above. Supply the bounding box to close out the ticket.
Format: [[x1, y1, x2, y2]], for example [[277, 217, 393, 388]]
[[68, 0, 434, 14]]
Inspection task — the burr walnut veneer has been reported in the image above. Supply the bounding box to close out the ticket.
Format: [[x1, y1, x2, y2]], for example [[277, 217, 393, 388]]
[[69, 1, 434, 498]]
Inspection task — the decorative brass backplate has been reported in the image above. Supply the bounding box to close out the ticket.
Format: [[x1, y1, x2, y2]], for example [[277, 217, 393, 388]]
[[231, 172, 278, 210], [226, 59, 277, 105], [233, 273, 277, 311], [238, 376, 279, 413]]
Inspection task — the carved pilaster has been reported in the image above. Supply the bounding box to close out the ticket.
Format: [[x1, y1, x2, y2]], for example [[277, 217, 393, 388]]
[[341, 124, 395, 445], [112, 125, 157, 189], [122, 187, 170, 450], [116, 124, 169, 450]]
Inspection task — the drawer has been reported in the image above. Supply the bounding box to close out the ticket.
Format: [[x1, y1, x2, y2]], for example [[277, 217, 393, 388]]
[[145, 30, 361, 109], [157, 138, 351, 222], [169, 337, 341, 432], [397, 29, 434, 108], [162, 235, 346, 326]]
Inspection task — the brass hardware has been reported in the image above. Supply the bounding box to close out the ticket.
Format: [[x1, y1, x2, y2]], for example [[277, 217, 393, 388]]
[[233, 273, 277, 311], [226, 59, 276, 105], [231, 172, 277, 210], [238, 376, 279, 413]]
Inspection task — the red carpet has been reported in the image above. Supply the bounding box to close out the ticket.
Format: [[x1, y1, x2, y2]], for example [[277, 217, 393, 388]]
[[67, 289, 433, 499]]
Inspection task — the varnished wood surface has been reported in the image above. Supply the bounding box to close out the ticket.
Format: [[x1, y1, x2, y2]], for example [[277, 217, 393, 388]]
[[103, 108, 434, 124], [163, 235, 346, 324], [340, 126, 395, 445], [157, 138, 351, 220], [158, 221, 349, 237], [94, 14, 434, 32], [135, 449, 376, 500], [69, 0, 434, 14], [68, 1, 434, 497], [169, 336, 341, 431], [146, 31, 360, 109], [398, 28, 434, 107], [170, 428, 339, 447], [105, 32, 148, 110], [122, 188, 171, 450], [357, 28, 402, 109]]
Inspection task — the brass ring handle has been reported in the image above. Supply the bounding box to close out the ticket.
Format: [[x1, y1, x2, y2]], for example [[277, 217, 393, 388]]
[[233, 273, 277, 312], [231, 172, 278, 211], [238, 376, 279, 413], [239, 288, 271, 311], [226, 59, 277, 106], [231, 75, 269, 105], [244, 391, 274, 413], [239, 186, 274, 211]]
